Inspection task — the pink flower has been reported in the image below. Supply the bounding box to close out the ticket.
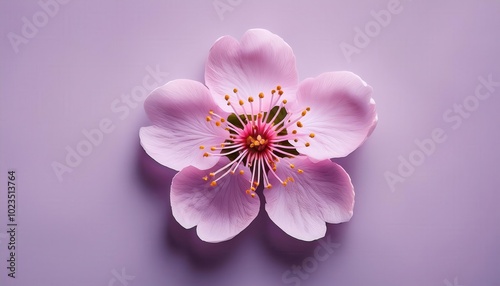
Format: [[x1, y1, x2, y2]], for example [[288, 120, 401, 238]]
[[140, 29, 377, 242]]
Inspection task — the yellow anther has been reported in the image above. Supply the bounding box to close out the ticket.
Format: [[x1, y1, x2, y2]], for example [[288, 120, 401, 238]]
[[225, 127, 230, 131], [210, 146, 216, 151], [297, 121, 303, 128], [309, 133, 315, 138], [253, 181, 259, 186], [245, 189, 251, 194], [258, 113, 263, 118], [306, 107, 311, 111], [239, 99, 244, 105], [248, 97, 254, 103], [203, 152, 209, 157], [221, 118, 226, 122], [202, 176, 208, 181], [276, 85, 282, 90], [230, 170, 235, 174], [282, 99, 287, 104], [266, 184, 272, 189], [278, 90, 284, 96], [209, 110, 214, 115], [224, 94, 230, 100], [288, 177, 295, 182], [210, 181, 217, 187], [282, 181, 287, 186], [305, 142, 310, 147], [298, 169, 304, 174], [209, 172, 215, 177], [215, 121, 221, 127], [259, 92, 264, 98], [251, 193, 256, 198], [301, 110, 307, 116], [239, 170, 244, 175], [292, 130, 297, 134], [251, 187, 256, 191], [206, 116, 212, 122], [199, 145, 205, 150], [271, 89, 276, 95], [290, 164, 295, 169], [294, 139, 298, 142], [233, 88, 238, 93], [227, 102, 231, 106], [220, 143, 225, 147]]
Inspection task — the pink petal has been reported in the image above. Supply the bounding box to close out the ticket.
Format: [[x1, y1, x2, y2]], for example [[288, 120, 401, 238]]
[[139, 79, 229, 171], [290, 72, 377, 160], [171, 157, 260, 243], [264, 156, 354, 241], [205, 29, 298, 113]]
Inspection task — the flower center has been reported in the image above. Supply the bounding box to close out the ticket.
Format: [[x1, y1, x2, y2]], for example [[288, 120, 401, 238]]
[[201, 86, 313, 197], [247, 134, 268, 152], [241, 118, 274, 154]]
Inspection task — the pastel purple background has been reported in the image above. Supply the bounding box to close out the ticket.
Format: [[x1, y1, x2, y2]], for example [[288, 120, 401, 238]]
[[1, 1, 499, 285]]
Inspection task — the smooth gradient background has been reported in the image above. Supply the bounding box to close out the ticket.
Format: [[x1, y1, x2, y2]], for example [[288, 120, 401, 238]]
[[1, 1, 499, 285]]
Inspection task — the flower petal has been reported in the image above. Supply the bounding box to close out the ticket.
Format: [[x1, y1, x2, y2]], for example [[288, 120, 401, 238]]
[[140, 79, 229, 171], [171, 157, 260, 243], [264, 156, 354, 241], [205, 29, 298, 113], [290, 72, 377, 160]]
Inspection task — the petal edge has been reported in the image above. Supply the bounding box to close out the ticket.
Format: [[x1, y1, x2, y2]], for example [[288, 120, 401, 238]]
[[171, 158, 260, 243], [264, 156, 354, 241], [140, 79, 229, 171], [290, 72, 377, 160]]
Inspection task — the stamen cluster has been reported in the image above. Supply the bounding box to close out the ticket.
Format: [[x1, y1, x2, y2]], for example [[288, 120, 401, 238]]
[[201, 86, 314, 197]]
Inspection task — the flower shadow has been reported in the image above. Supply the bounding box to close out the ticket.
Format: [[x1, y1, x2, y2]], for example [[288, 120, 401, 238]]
[[258, 203, 351, 267], [136, 144, 177, 200], [163, 209, 240, 271], [257, 149, 364, 266], [136, 143, 362, 270], [137, 145, 250, 270]]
